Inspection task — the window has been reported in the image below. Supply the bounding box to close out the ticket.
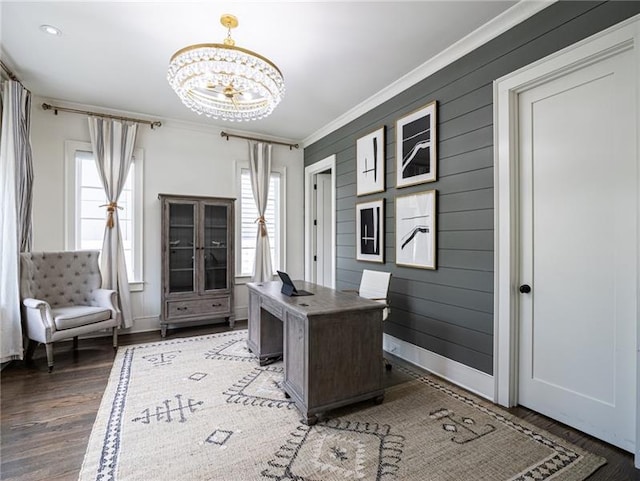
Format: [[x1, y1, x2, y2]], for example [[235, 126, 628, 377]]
[[65, 141, 144, 289], [237, 166, 284, 278]]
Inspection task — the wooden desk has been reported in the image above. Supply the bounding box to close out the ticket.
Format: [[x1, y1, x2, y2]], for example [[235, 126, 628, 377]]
[[247, 280, 385, 425]]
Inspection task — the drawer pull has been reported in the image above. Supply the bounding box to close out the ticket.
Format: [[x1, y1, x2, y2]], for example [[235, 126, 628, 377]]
[[177, 306, 188, 311], [212, 303, 222, 307]]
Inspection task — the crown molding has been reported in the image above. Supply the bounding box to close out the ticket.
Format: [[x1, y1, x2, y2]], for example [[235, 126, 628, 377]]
[[302, 0, 555, 148]]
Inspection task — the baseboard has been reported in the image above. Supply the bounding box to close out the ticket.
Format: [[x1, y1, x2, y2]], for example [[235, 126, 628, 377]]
[[234, 306, 248, 321], [122, 311, 249, 335], [120, 316, 161, 334], [383, 333, 494, 401]]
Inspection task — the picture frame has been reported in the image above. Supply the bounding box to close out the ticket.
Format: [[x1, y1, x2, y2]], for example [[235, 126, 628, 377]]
[[356, 199, 384, 263], [395, 190, 436, 269], [356, 126, 385, 196], [395, 101, 437, 188]]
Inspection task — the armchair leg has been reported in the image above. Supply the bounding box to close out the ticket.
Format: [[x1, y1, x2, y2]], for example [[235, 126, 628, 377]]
[[45, 343, 54, 373], [112, 327, 118, 351]]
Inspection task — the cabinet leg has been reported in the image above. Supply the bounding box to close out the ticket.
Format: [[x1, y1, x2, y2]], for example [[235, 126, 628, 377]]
[[227, 316, 235, 329], [301, 414, 319, 426], [161, 325, 167, 338], [374, 394, 385, 405]]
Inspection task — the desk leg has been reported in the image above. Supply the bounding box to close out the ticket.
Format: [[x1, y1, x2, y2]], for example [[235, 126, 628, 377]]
[[259, 354, 282, 366]]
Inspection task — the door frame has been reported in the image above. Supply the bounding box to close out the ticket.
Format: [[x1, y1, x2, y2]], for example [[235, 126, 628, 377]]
[[304, 155, 336, 288], [493, 15, 639, 464]]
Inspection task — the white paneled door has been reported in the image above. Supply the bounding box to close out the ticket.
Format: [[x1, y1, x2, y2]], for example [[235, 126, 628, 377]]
[[517, 47, 636, 452]]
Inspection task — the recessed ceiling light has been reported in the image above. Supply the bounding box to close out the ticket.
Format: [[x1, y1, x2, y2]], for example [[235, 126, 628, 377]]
[[40, 24, 62, 36]]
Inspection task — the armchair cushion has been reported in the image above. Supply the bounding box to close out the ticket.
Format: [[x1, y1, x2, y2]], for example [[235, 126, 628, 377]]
[[52, 306, 112, 330]]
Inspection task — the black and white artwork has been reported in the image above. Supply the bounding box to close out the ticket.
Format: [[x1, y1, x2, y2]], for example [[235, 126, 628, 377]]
[[356, 199, 384, 263], [356, 127, 385, 196], [395, 190, 436, 269], [395, 101, 437, 188]]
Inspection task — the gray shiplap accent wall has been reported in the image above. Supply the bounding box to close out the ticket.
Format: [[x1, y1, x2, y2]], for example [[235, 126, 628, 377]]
[[303, 1, 640, 374]]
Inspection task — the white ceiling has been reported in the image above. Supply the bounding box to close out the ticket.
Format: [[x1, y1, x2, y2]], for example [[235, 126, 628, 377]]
[[1, 1, 521, 143]]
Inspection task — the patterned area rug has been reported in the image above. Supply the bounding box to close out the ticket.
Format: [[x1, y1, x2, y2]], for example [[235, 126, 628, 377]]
[[79, 330, 605, 481]]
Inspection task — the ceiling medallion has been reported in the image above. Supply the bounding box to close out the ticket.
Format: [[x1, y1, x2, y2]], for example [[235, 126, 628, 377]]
[[167, 14, 285, 122]]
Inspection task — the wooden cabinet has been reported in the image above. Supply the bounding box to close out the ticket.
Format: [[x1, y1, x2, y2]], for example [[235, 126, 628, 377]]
[[159, 194, 235, 337]]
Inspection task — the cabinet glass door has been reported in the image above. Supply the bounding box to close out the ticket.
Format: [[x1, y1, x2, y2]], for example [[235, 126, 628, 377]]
[[203, 204, 228, 291], [168, 202, 196, 293]]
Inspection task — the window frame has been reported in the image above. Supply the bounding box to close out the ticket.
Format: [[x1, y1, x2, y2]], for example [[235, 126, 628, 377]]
[[234, 160, 287, 282], [64, 140, 144, 291]]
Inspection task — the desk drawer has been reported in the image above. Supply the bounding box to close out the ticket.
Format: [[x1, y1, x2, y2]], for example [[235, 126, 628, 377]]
[[167, 297, 230, 318], [260, 296, 284, 318]]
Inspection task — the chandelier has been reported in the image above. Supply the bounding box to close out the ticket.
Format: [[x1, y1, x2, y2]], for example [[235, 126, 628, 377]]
[[167, 14, 285, 122]]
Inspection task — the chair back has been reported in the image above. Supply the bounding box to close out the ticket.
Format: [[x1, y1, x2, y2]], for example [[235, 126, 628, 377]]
[[20, 251, 102, 308], [359, 270, 391, 320]]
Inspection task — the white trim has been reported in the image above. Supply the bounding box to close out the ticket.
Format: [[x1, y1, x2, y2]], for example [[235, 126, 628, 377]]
[[63, 140, 84, 250], [234, 306, 248, 322], [281, 166, 288, 271], [132, 149, 144, 286], [494, 14, 639, 463], [636, 16, 640, 467], [383, 334, 494, 400], [304, 155, 336, 288], [302, 0, 555, 147]]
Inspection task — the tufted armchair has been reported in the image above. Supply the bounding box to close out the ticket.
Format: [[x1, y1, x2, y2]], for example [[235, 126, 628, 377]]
[[20, 250, 120, 372]]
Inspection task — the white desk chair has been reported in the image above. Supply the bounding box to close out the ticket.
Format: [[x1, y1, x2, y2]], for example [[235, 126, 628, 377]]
[[345, 269, 393, 370]]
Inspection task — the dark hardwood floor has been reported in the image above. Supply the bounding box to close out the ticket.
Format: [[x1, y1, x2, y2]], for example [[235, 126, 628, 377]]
[[1, 323, 637, 481]]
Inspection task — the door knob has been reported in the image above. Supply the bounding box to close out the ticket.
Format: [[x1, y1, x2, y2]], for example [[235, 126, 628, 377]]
[[519, 284, 531, 294]]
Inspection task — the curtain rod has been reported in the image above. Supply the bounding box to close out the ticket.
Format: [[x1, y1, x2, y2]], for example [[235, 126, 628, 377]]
[[220, 131, 299, 150], [42, 102, 162, 129], [0, 60, 26, 89]]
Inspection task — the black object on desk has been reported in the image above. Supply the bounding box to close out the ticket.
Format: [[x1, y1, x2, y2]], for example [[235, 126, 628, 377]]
[[277, 270, 313, 296]]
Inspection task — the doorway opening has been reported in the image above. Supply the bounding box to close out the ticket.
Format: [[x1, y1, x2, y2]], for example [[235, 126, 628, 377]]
[[304, 155, 336, 288]]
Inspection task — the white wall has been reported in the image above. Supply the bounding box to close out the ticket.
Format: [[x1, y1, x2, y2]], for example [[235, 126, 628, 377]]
[[29, 96, 305, 333]]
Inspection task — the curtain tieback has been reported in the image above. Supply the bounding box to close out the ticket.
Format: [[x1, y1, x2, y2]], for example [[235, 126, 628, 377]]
[[100, 202, 122, 229], [255, 215, 268, 237]]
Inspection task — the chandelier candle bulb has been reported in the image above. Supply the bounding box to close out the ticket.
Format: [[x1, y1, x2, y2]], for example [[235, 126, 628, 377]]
[[168, 14, 285, 122]]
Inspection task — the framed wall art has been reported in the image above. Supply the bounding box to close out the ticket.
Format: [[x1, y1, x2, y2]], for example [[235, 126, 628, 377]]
[[356, 126, 385, 196], [356, 199, 384, 263], [395, 190, 436, 269], [395, 101, 437, 188]]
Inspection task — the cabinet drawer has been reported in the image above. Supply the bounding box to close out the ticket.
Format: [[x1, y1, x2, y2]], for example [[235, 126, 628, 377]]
[[261, 296, 283, 319], [167, 297, 230, 318]]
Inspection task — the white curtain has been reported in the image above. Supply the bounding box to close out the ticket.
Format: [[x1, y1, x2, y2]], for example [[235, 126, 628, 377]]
[[88, 117, 137, 328], [248, 141, 273, 282], [0, 80, 33, 362]]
